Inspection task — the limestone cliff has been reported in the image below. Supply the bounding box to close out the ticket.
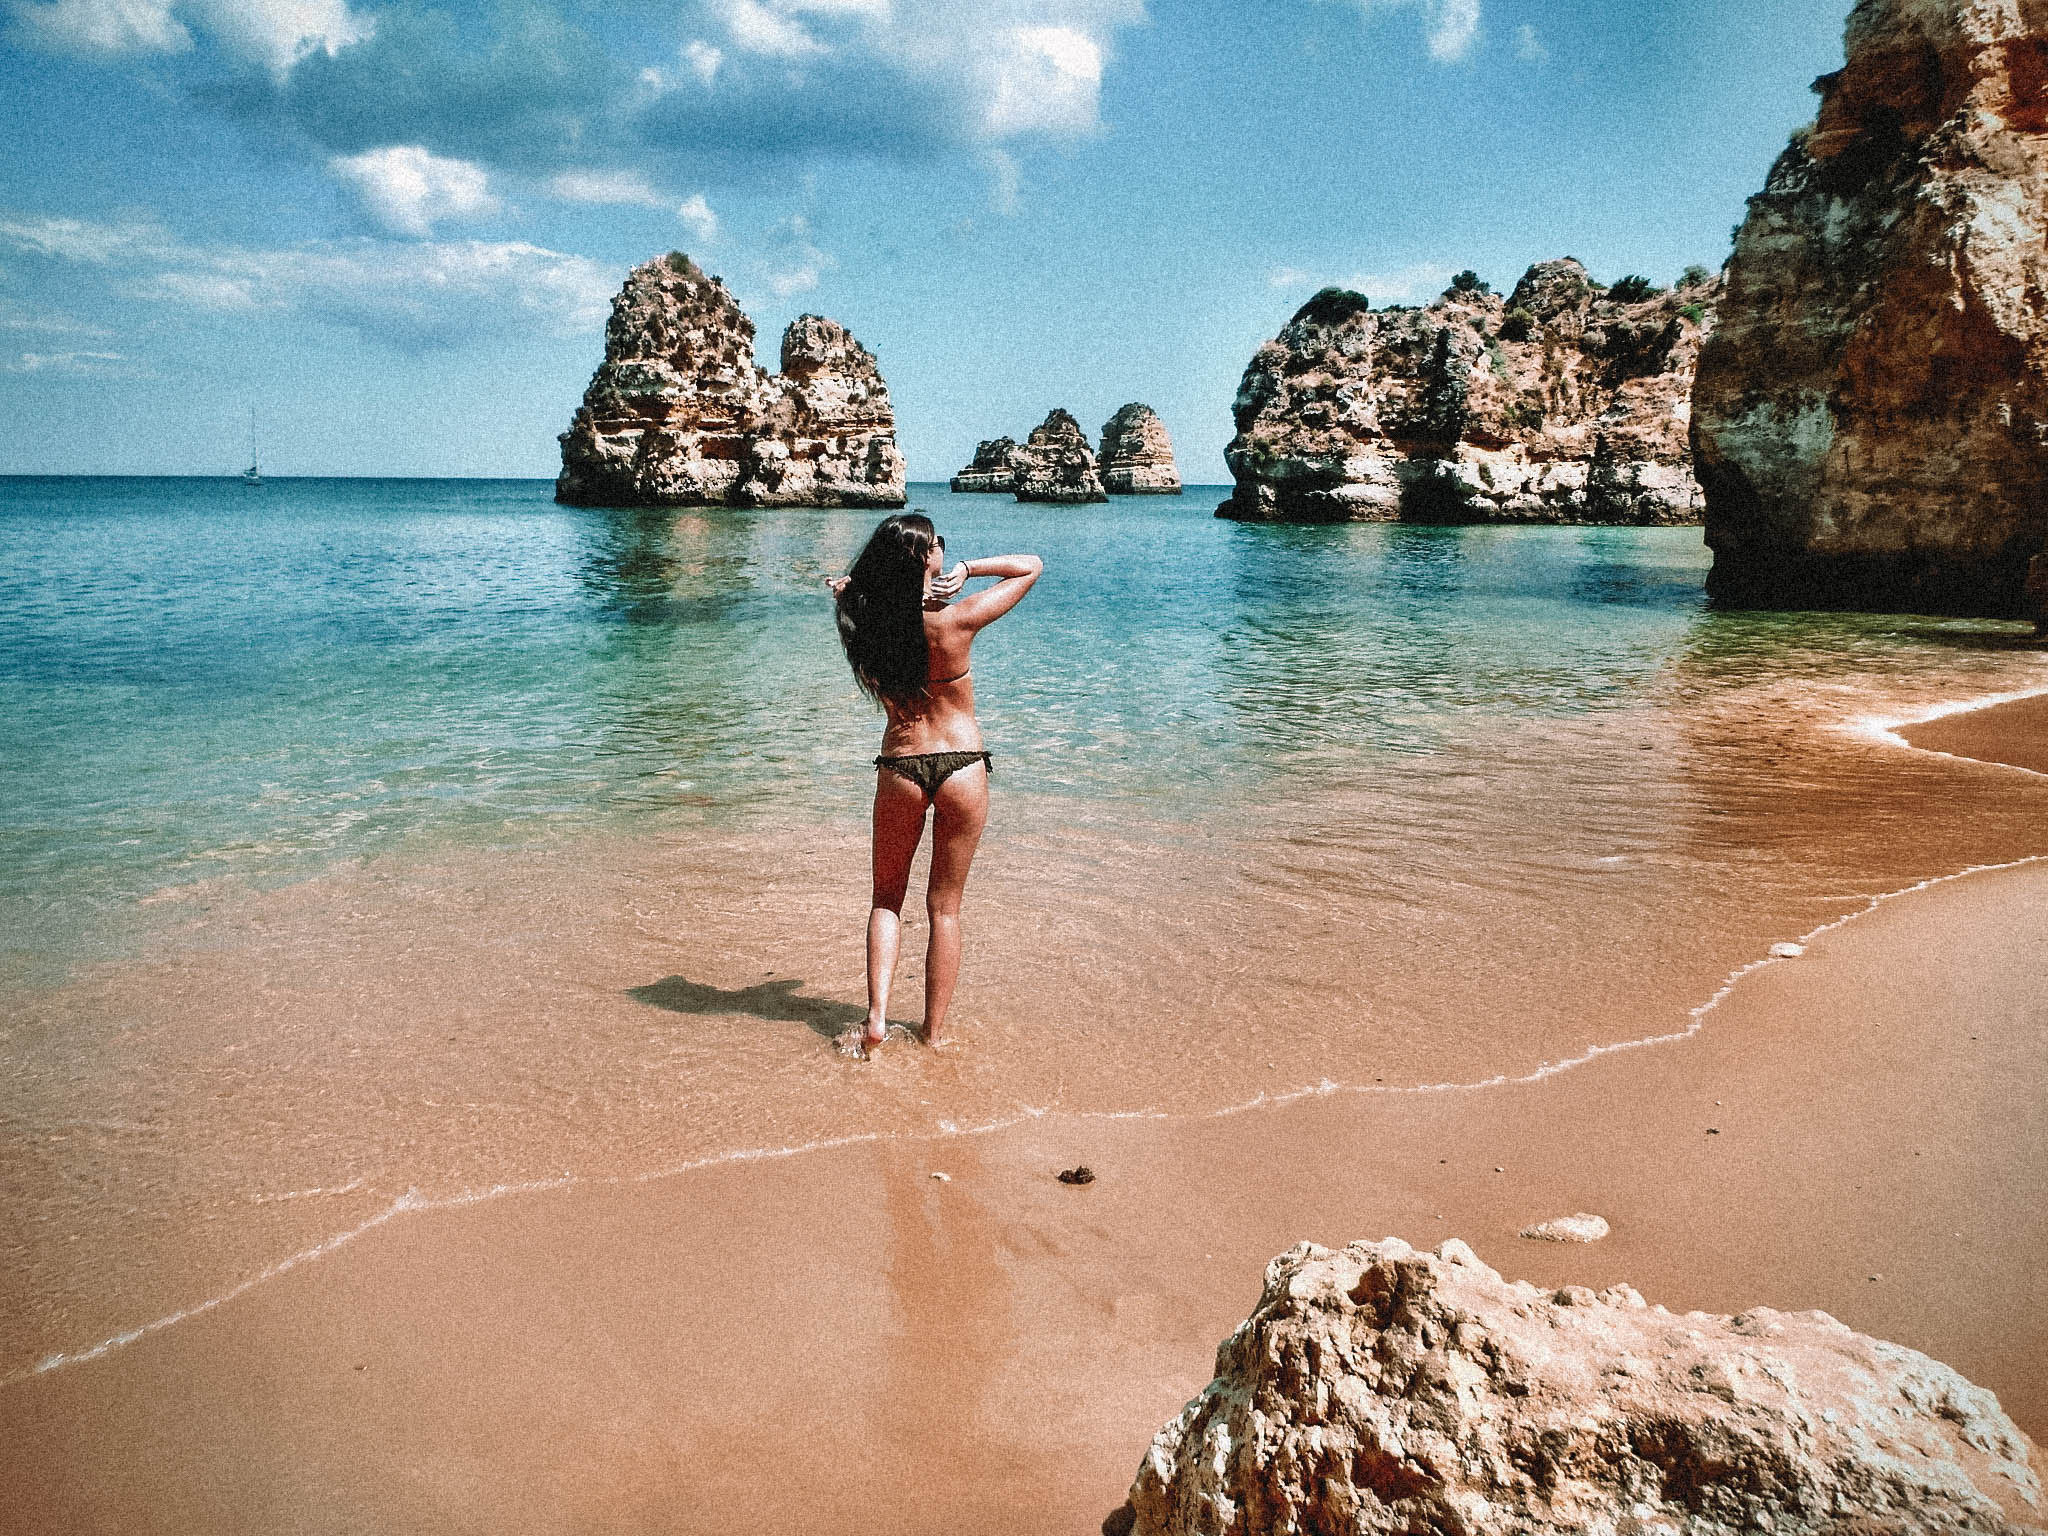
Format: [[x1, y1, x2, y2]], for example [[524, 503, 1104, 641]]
[[949, 437, 1021, 493], [1220, 262, 1718, 524], [1098, 403, 1183, 494], [1013, 408, 1108, 503], [556, 253, 906, 509], [1692, 0, 2048, 615], [1110, 1238, 2046, 1536]]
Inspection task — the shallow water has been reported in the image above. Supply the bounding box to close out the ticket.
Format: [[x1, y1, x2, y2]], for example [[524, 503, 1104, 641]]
[[3, 476, 2045, 1372]]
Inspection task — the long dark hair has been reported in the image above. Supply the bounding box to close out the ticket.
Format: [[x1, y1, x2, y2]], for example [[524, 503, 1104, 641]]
[[836, 513, 936, 705]]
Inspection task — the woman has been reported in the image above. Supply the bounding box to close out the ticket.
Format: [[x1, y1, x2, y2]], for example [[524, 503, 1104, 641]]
[[828, 514, 1041, 1056]]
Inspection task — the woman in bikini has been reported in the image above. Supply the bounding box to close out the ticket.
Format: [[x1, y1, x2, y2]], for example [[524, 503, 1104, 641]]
[[827, 513, 1041, 1056]]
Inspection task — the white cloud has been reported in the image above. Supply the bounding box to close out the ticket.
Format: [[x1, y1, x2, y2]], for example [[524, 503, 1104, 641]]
[[7, 0, 191, 55], [676, 194, 719, 242], [330, 146, 501, 238], [0, 297, 114, 336], [1513, 22, 1545, 61], [1267, 259, 1454, 305], [685, 0, 1144, 145], [1342, 0, 1481, 64], [181, 0, 369, 73], [0, 211, 612, 347], [714, 0, 826, 57], [683, 37, 722, 82], [7, 348, 131, 374], [0, 211, 182, 264], [984, 23, 1102, 137], [765, 212, 831, 297], [1350, 260, 1455, 302], [549, 169, 665, 206], [1424, 0, 1478, 60]]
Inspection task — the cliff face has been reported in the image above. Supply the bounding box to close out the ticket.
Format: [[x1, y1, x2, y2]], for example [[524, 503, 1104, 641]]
[[1098, 403, 1183, 493], [1692, 0, 2048, 615], [1013, 408, 1108, 503], [949, 437, 1021, 493], [556, 253, 906, 509], [1220, 262, 1718, 525], [1111, 1238, 2046, 1536]]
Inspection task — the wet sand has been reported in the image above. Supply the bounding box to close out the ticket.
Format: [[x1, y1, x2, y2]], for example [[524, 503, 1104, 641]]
[[1901, 687, 2048, 776], [5, 699, 2046, 1533]]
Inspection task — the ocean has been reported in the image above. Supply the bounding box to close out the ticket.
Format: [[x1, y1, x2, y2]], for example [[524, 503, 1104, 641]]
[[4, 475, 2045, 1376]]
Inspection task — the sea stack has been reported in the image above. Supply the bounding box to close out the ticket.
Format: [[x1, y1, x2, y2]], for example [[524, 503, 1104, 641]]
[[1691, 0, 2048, 615], [1097, 404, 1183, 494], [1219, 263, 1717, 524], [1110, 1238, 2045, 1536], [555, 253, 906, 509], [949, 437, 1021, 493], [1013, 408, 1108, 503]]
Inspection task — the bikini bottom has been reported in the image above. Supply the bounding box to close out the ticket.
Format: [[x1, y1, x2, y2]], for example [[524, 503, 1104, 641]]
[[874, 750, 992, 796]]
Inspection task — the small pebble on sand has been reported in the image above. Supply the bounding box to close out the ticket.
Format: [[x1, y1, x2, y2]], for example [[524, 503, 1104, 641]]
[[1770, 941, 1806, 958], [1058, 1166, 1095, 1185], [929, 1171, 951, 1182]]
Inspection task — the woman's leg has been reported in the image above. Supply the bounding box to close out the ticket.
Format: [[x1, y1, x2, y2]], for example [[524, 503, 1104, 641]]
[[865, 768, 929, 1048], [922, 760, 989, 1044]]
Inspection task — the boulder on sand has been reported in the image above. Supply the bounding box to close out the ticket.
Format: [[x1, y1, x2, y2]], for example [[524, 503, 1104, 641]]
[[1108, 1237, 2045, 1535]]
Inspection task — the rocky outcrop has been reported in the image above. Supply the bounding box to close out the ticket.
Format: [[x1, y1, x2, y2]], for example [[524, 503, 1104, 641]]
[[1110, 1238, 2046, 1536], [1219, 262, 1719, 524], [1098, 403, 1183, 494], [949, 437, 1021, 493], [1013, 408, 1107, 503], [1691, 0, 2048, 616], [556, 253, 906, 508]]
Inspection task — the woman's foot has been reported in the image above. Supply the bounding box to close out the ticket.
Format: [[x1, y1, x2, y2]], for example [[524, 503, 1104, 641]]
[[836, 1017, 890, 1060]]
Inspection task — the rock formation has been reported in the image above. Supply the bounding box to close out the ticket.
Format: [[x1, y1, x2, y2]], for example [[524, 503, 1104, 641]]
[[949, 437, 1021, 493], [1098, 403, 1183, 493], [1109, 1238, 2046, 1536], [1013, 408, 1108, 503], [1691, 0, 2048, 615], [556, 253, 906, 509], [1219, 262, 1719, 524]]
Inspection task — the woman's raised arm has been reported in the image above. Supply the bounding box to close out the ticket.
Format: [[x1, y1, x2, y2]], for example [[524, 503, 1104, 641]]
[[947, 554, 1041, 631]]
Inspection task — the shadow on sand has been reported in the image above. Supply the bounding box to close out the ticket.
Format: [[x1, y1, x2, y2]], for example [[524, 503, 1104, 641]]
[[626, 975, 868, 1041]]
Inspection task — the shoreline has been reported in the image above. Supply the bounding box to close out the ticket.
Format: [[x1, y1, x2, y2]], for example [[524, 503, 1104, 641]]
[[5, 686, 2046, 1531]]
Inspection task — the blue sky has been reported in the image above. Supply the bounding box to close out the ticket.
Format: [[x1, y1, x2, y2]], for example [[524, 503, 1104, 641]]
[[1, 0, 1849, 481]]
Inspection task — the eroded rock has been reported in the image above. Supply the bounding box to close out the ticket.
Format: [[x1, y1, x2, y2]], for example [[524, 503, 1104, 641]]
[[1692, 0, 2048, 615], [556, 252, 906, 508], [1219, 262, 1718, 525], [1014, 408, 1108, 503], [949, 436, 1021, 493], [1098, 403, 1183, 494], [1112, 1237, 2044, 1535]]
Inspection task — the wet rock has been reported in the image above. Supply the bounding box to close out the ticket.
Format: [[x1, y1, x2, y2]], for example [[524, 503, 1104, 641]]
[[1015, 409, 1108, 503], [949, 436, 1021, 493], [1219, 262, 1718, 525], [1518, 1211, 1610, 1242], [1692, 0, 2048, 616], [1112, 1237, 2044, 1535], [1097, 403, 1183, 494], [556, 252, 906, 509]]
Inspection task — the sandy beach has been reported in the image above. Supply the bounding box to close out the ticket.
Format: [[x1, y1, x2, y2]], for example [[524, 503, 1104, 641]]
[[4, 687, 2044, 1533]]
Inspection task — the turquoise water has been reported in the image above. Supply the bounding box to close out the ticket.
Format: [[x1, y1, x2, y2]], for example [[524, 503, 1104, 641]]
[[3, 475, 2044, 985]]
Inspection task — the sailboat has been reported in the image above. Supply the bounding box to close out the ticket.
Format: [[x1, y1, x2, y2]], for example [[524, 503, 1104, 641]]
[[241, 407, 261, 485]]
